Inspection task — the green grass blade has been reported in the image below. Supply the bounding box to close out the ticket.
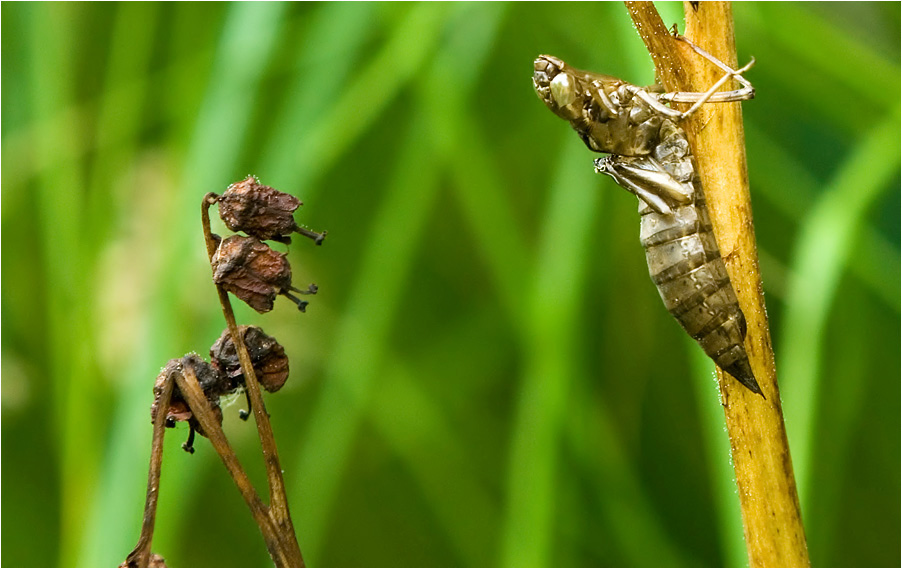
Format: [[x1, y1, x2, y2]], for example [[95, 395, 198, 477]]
[[500, 139, 601, 566], [259, 2, 378, 184], [780, 109, 901, 511], [283, 3, 450, 200], [290, 6, 506, 559], [746, 124, 901, 310], [372, 357, 500, 566], [290, 112, 442, 560], [563, 378, 694, 566], [21, 4, 97, 564]]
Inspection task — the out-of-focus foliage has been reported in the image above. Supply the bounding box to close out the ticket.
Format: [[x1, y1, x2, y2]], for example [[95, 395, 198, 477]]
[[2, 2, 899, 567]]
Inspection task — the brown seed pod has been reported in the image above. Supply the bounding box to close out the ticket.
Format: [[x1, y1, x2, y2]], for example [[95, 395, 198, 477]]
[[211, 235, 293, 313], [151, 354, 227, 452], [210, 326, 290, 393], [219, 175, 325, 244]]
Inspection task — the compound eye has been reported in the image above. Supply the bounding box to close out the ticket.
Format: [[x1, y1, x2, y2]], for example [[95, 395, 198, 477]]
[[549, 73, 576, 107]]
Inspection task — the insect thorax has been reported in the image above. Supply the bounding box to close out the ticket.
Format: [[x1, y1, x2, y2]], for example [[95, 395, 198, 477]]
[[578, 90, 666, 157]]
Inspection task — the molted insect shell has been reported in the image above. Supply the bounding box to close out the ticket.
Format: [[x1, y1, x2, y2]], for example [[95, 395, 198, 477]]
[[536, 53, 763, 395]]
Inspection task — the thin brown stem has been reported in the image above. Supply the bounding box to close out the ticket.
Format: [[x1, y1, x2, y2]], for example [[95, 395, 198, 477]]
[[201, 192, 221, 258], [175, 365, 291, 567], [201, 195, 305, 567], [124, 370, 174, 567], [626, 2, 810, 567]]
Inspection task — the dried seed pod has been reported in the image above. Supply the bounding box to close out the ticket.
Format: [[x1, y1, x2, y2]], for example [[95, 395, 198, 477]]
[[218, 176, 325, 245], [151, 354, 227, 452], [210, 326, 290, 393], [211, 235, 293, 313]]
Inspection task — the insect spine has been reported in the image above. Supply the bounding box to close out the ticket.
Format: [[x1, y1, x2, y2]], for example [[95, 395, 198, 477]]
[[533, 41, 762, 396]]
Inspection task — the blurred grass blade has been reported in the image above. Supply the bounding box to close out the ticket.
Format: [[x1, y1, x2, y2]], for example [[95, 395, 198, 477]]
[[740, 3, 897, 108], [433, 110, 529, 333], [76, 4, 161, 565], [798, 295, 872, 559], [85, 3, 159, 250], [25, 4, 95, 564], [780, 109, 901, 510], [422, 3, 526, 329], [290, 112, 442, 559], [290, 5, 505, 559], [260, 2, 377, 184], [746, 124, 901, 310], [564, 378, 694, 566], [285, 3, 450, 200], [372, 358, 499, 566], [500, 139, 601, 566]]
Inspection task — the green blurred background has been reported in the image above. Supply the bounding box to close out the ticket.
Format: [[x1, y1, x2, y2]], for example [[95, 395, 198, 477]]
[[2, 2, 899, 567]]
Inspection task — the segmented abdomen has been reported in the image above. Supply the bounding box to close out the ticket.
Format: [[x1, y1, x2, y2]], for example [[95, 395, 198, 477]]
[[639, 190, 760, 393]]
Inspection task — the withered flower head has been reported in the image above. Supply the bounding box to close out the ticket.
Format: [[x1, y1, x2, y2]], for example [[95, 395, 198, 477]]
[[210, 326, 290, 393], [219, 176, 325, 245], [211, 235, 293, 313], [151, 354, 227, 452]]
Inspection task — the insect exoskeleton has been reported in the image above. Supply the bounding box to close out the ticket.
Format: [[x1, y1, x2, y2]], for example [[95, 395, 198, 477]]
[[533, 41, 762, 396]]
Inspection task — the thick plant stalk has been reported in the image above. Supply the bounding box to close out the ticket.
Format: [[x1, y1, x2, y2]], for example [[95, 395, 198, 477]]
[[624, 2, 810, 567]]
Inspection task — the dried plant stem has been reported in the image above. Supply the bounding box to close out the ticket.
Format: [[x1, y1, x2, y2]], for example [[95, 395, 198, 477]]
[[202, 193, 304, 567], [124, 371, 174, 567], [625, 2, 810, 567], [174, 366, 291, 567]]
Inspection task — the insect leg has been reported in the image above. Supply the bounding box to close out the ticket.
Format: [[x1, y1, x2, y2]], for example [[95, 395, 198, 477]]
[[595, 156, 680, 215], [658, 33, 755, 111], [629, 86, 685, 119], [660, 57, 755, 114], [673, 33, 750, 79], [625, 53, 753, 121]]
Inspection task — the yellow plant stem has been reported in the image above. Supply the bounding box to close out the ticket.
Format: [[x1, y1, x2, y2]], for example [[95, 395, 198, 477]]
[[624, 2, 810, 566]]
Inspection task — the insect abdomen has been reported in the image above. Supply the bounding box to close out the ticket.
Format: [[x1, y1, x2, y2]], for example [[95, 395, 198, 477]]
[[639, 198, 761, 394]]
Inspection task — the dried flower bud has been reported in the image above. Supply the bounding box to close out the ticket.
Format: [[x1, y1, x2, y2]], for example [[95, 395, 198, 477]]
[[218, 176, 325, 245], [151, 354, 227, 452], [210, 326, 290, 393], [211, 235, 293, 313]]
